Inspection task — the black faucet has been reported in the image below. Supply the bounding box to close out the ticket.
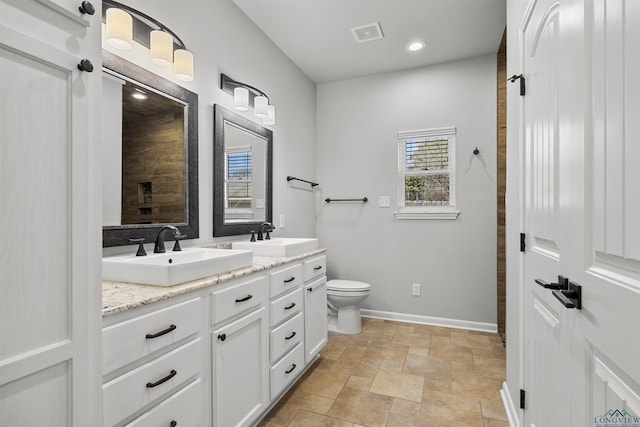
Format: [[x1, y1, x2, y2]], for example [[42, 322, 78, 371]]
[[257, 222, 274, 241], [154, 225, 181, 253]]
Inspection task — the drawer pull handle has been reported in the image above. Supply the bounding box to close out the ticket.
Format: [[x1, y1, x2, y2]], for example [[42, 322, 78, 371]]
[[284, 303, 296, 310], [235, 294, 253, 303], [285, 331, 297, 340], [170, 421, 177, 427], [314, 266, 323, 271], [285, 364, 297, 374], [218, 333, 226, 341], [145, 324, 177, 339], [284, 277, 296, 283], [146, 369, 177, 388]]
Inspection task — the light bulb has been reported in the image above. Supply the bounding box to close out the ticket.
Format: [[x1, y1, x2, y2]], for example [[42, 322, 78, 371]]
[[150, 30, 173, 67], [106, 8, 133, 50], [254, 95, 268, 118], [234, 87, 249, 111], [174, 49, 194, 81]]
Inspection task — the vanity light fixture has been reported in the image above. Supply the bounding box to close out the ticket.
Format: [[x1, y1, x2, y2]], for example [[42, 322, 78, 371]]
[[103, 0, 194, 81], [220, 73, 276, 126]]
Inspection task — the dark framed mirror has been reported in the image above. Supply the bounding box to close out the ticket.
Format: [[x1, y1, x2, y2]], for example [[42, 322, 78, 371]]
[[102, 50, 199, 247], [213, 104, 272, 237]]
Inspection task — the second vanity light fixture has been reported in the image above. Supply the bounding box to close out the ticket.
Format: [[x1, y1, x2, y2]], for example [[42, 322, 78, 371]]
[[220, 73, 276, 126], [103, 0, 194, 81]]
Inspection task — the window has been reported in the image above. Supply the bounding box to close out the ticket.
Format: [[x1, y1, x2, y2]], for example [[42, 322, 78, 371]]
[[396, 126, 459, 219], [225, 148, 253, 218]]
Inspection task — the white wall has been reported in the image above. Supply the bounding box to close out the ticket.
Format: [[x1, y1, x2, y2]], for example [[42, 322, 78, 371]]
[[102, 0, 317, 256], [316, 55, 498, 326]]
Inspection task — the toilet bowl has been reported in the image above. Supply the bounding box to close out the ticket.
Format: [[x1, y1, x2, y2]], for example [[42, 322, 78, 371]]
[[326, 280, 370, 334]]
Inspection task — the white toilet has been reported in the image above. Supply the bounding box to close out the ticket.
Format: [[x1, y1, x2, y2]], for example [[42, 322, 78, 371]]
[[326, 280, 370, 334]]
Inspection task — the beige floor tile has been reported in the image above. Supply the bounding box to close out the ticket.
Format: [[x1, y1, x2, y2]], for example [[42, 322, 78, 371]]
[[421, 390, 484, 426], [390, 397, 422, 418], [392, 330, 431, 347], [362, 342, 409, 362], [386, 413, 441, 427], [327, 387, 394, 427], [361, 319, 398, 336], [473, 356, 506, 380], [288, 410, 354, 427], [403, 354, 451, 381], [369, 368, 424, 402], [298, 367, 350, 399], [302, 394, 335, 415], [412, 324, 452, 337], [408, 346, 429, 357], [379, 358, 404, 373], [331, 352, 383, 378], [263, 323, 506, 427], [321, 341, 348, 360], [450, 332, 493, 349], [484, 417, 511, 427], [260, 389, 309, 425], [345, 375, 373, 391], [429, 342, 474, 364], [481, 399, 508, 421], [423, 376, 452, 395]]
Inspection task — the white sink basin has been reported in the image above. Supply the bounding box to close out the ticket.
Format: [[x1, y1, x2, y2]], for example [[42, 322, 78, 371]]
[[232, 237, 318, 257], [102, 248, 253, 286]]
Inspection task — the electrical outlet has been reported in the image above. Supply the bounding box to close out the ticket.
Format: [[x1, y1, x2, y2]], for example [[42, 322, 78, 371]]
[[412, 283, 421, 296], [279, 214, 285, 229], [379, 195, 390, 208]]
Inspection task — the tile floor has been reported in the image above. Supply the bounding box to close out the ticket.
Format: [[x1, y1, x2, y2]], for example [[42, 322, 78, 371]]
[[259, 318, 508, 427]]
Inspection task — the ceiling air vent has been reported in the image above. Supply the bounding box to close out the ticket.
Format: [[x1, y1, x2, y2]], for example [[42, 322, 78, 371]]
[[351, 22, 384, 43]]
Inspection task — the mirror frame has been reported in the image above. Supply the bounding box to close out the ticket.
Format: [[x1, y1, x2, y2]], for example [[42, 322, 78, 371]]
[[102, 50, 199, 247], [213, 104, 273, 237]]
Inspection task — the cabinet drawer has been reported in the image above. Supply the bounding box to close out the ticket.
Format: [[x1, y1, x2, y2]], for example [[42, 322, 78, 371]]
[[211, 276, 267, 325], [270, 287, 303, 327], [270, 312, 304, 362], [304, 256, 326, 282], [103, 338, 202, 427], [270, 343, 305, 400], [103, 297, 201, 374], [269, 263, 303, 298], [126, 378, 202, 427]]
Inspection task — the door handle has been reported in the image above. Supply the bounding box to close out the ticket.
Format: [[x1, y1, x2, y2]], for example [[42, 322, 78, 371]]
[[552, 281, 582, 310], [535, 275, 569, 290]]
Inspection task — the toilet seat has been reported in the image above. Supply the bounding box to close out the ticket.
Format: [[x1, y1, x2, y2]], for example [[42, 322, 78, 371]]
[[327, 280, 370, 292]]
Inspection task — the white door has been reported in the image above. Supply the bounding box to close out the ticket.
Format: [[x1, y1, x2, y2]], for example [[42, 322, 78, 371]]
[[521, 1, 572, 425], [521, 0, 640, 425], [561, 0, 640, 424]]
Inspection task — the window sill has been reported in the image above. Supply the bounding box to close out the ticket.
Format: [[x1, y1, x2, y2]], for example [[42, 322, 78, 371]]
[[393, 209, 460, 220]]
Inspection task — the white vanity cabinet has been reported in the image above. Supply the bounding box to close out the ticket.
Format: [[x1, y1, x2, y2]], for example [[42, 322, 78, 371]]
[[0, 1, 101, 425], [211, 276, 269, 427], [267, 264, 306, 399], [102, 297, 204, 426], [303, 256, 328, 363]]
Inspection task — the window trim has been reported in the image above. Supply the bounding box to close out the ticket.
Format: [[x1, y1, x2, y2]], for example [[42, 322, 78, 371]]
[[395, 126, 460, 220]]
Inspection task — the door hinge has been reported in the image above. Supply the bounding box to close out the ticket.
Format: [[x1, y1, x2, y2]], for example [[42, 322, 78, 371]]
[[520, 233, 526, 252], [508, 74, 526, 96], [520, 389, 526, 409]]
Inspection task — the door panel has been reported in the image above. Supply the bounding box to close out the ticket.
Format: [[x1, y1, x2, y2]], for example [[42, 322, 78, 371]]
[[522, 1, 570, 425]]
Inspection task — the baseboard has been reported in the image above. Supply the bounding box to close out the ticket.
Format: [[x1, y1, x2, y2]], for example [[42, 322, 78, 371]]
[[360, 309, 498, 333], [500, 381, 520, 427]]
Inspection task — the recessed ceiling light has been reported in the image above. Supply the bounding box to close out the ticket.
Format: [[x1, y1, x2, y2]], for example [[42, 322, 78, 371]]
[[131, 90, 147, 100], [407, 41, 425, 52]]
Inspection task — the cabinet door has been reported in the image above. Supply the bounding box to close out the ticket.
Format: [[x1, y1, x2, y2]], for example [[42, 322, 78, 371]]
[[304, 277, 328, 363], [0, 16, 99, 427], [212, 307, 269, 427]]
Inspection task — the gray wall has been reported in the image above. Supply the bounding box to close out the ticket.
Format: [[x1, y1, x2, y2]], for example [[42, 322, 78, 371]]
[[316, 55, 498, 326], [102, 0, 317, 256]]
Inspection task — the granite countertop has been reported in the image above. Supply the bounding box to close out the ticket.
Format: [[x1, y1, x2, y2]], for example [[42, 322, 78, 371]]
[[102, 248, 326, 317]]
